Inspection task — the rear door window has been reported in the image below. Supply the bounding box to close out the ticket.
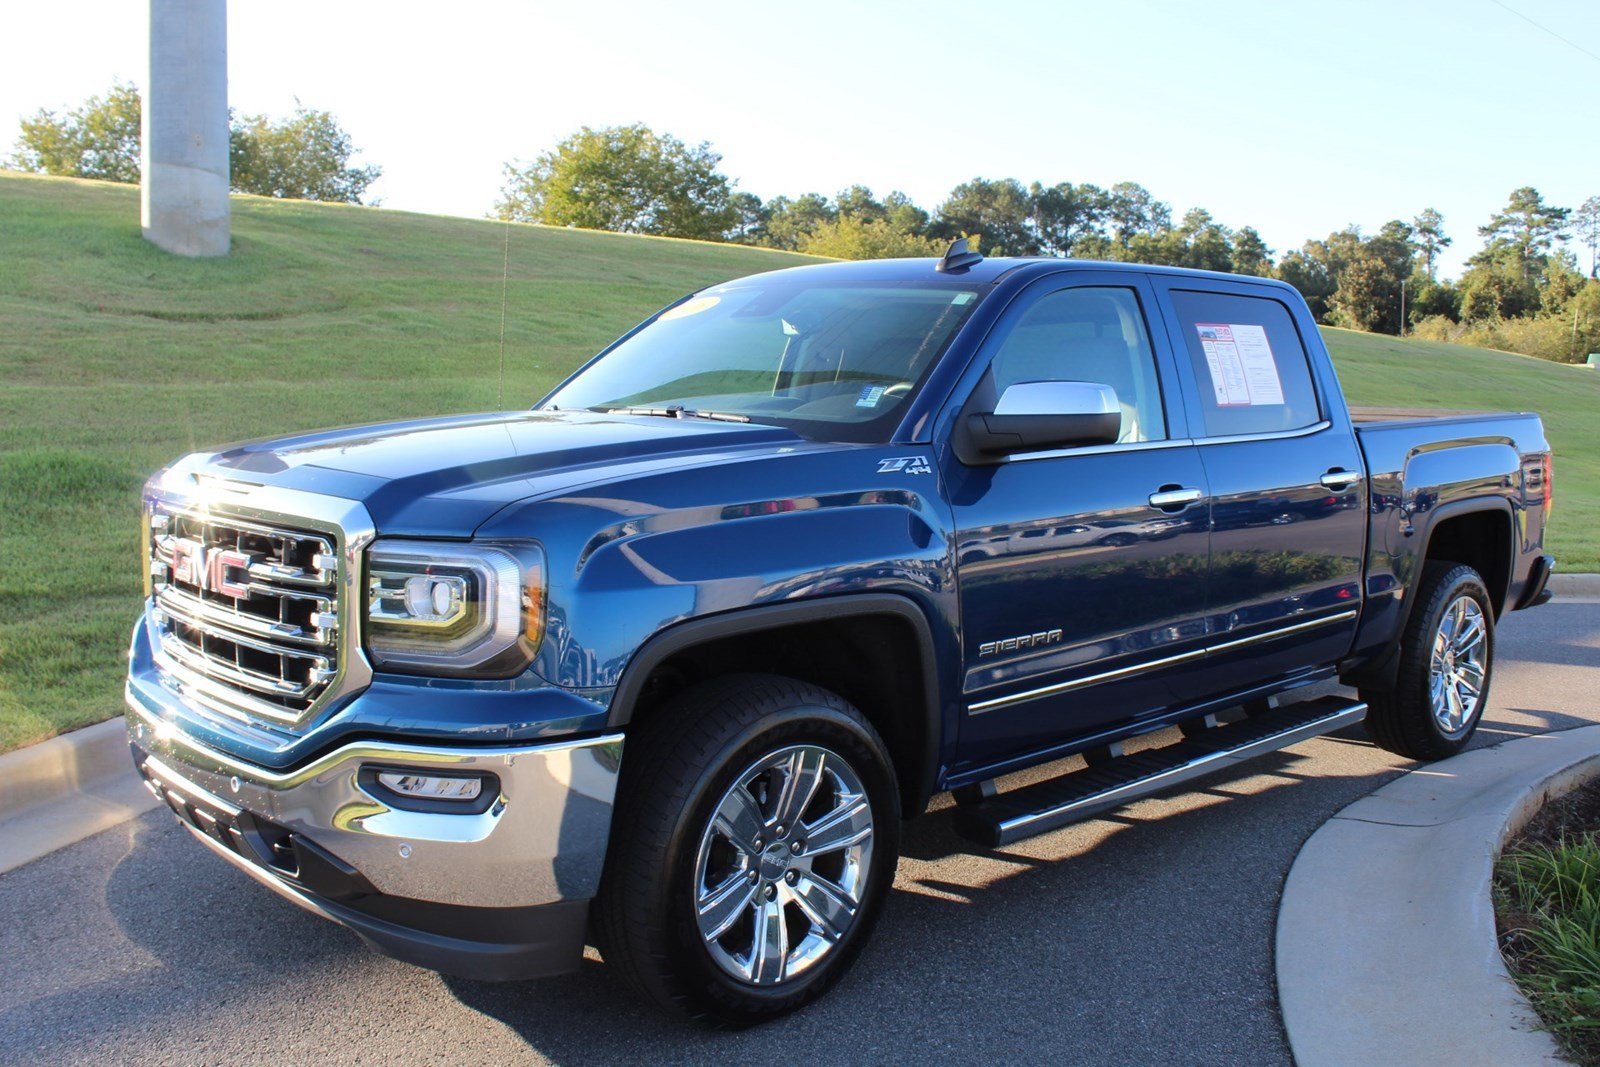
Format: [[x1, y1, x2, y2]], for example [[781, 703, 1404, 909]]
[[1168, 289, 1320, 437]]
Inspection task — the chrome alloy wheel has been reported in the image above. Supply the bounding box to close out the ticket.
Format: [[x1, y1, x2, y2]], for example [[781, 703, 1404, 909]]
[[1429, 594, 1489, 735], [692, 744, 874, 987]]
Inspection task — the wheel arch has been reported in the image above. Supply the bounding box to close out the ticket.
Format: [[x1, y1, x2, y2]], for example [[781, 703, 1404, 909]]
[[1347, 498, 1514, 693], [606, 594, 944, 813], [1412, 499, 1514, 619]]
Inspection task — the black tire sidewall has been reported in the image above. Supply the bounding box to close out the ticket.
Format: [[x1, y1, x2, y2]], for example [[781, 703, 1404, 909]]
[[1399, 564, 1495, 756], [606, 679, 901, 1024], [670, 706, 897, 1018]]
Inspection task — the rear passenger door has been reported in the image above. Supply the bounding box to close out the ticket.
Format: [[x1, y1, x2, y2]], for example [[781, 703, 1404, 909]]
[[1151, 279, 1367, 699]]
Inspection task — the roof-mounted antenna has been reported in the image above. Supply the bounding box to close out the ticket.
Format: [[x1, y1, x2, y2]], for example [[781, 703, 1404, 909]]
[[936, 235, 984, 273]]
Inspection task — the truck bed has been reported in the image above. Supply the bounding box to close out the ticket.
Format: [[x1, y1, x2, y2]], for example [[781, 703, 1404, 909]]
[[1351, 407, 1548, 470], [1347, 405, 1551, 652], [1348, 405, 1531, 425]]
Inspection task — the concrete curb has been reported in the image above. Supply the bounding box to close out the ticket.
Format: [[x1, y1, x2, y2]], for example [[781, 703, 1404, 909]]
[[1548, 573, 1600, 602], [1277, 725, 1600, 1067], [0, 717, 158, 875], [0, 717, 131, 813]]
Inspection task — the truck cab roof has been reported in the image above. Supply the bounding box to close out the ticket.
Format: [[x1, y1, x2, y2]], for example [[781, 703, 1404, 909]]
[[724, 254, 1302, 298]]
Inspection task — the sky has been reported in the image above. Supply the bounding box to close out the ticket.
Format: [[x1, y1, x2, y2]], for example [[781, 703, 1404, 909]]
[[3, 0, 1597, 279]]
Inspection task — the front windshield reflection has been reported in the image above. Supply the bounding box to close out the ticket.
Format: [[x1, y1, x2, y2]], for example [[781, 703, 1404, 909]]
[[544, 280, 982, 443]]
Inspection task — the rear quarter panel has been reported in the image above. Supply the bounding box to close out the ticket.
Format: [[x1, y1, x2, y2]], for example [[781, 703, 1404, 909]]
[[1351, 412, 1549, 661]]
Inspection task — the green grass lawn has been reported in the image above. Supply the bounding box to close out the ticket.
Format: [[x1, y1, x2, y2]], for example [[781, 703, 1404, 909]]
[[2, 171, 1594, 752], [1325, 325, 1600, 558]]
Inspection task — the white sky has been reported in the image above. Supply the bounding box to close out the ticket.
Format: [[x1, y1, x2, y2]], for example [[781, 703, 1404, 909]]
[[3, 0, 1597, 279]]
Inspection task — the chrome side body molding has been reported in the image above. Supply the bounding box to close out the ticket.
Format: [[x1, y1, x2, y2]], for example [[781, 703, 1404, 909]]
[[968, 610, 1359, 716]]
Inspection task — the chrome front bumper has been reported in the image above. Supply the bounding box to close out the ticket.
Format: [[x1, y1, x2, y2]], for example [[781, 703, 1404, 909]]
[[124, 693, 623, 978]]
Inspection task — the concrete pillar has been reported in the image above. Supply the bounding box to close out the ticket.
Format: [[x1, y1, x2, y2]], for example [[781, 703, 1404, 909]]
[[141, 0, 229, 256]]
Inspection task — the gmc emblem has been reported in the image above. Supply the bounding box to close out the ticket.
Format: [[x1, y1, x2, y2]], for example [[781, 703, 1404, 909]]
[[170, 538, 254, 599]]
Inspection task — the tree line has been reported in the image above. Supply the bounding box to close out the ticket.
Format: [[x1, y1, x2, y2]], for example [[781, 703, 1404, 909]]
[[8, 82, 380, 204], [11, 91, 1598, 363], [494, 125, 1600, 363]]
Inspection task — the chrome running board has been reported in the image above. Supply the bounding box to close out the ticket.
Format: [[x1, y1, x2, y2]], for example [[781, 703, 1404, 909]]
[[952, 696, 1368, 847]]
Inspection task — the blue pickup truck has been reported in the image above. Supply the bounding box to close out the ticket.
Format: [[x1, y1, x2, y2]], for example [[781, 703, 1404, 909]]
[[126, 243, 1554, 1023]]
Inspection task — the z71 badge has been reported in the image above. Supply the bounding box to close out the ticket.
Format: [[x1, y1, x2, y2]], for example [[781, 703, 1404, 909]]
[[877, 456, 932, 475]]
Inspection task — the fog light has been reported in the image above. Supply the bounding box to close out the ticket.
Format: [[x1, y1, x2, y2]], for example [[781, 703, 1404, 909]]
[[375, 771, 483, 801]]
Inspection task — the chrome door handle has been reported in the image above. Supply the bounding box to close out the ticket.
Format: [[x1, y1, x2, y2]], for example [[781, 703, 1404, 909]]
[[1319, 470, 1360, 491], [1148, 487, 1203, 510]]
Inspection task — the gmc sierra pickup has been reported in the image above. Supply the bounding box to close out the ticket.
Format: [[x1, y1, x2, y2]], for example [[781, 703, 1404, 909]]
[[126, 242, 1555, 1023]]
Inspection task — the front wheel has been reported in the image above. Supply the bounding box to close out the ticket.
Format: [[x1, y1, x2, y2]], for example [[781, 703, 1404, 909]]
[[1362, 562, 1495, 760], [593, 674, 900, 1025]]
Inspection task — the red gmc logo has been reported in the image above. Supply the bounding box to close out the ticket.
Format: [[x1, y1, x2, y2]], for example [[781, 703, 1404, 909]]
[[170, 538, 254, 599]]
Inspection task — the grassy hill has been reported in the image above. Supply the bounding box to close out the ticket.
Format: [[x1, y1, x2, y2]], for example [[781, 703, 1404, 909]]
[[1322, 326, 1597, 557], [3, 171, 1594, 752]]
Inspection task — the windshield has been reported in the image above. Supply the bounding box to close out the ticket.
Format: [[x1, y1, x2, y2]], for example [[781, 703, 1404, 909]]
[[541, 277, 984, 442]]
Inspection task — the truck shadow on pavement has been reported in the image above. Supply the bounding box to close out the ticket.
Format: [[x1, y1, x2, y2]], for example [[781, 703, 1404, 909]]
[[7, 703, 1594, 1064], [16, 746, 1388, 1065], [435, 714, 1521, 1065]]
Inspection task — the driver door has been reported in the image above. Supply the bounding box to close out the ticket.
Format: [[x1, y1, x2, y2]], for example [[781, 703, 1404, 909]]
[[942, 273, 1212, 773]]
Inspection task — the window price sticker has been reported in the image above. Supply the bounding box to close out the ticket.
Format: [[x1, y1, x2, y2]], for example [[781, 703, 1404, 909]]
[[1195, 323, 1285, 406]]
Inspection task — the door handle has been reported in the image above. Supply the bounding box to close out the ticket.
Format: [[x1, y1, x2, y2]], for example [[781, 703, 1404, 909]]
[[1148, 487, 1204, 511], [1319, 470, 1360, 491]]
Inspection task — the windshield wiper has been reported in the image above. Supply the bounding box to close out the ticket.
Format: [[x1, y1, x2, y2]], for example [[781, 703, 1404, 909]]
[[603, 405, 751, 424]]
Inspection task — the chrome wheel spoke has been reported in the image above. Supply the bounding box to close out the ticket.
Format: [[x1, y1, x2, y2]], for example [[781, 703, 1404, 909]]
[[1437, 608, 1458, 648], [697, 872, 758, 942], [1445, 677, 1465, 729], [789, 873, 856, 943], [1430, 671, 1448, 707], [771, 748, 826, 832], [800, 795, 872, 856], [1453, 616, 1484, 655], [712, 783, 765, 856], [749, 897, 789, 985]]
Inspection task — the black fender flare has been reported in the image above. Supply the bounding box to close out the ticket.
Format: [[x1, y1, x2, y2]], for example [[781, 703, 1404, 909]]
[[1404, 495, 1516, 621], [1345, 496, 1515, 692], [605, 593, 944, 808]]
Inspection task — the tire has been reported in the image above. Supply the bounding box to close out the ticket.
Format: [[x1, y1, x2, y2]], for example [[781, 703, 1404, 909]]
[[593, 673, 901, 1025], [1361, 562, 1495, 761]]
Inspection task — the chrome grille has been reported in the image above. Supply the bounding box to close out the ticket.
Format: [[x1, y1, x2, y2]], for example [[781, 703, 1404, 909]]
[[149, 508, 343, 725]]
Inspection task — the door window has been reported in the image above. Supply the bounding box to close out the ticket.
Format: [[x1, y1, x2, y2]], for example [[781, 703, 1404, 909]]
[[1169, 289, 1321, 437], [987, 287, 1166, 444]]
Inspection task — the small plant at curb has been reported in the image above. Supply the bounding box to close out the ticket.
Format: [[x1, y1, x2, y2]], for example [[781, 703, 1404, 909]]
[[1497, 821, 1600, 1065]]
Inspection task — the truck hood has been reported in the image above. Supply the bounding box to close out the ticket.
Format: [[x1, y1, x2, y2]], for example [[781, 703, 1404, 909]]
[[192, 410, 805, 536]]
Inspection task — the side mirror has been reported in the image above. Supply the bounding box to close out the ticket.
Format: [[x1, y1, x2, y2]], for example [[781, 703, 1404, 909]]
[[961, 381, 1122, 459]]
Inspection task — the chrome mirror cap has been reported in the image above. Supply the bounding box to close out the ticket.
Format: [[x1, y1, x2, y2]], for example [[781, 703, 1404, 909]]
[[994, 380, 1119, 417]]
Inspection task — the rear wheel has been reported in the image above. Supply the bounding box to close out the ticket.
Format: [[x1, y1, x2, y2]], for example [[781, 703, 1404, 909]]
[[594, 674, 900, 1025], [1362, 562, 1495, 760]]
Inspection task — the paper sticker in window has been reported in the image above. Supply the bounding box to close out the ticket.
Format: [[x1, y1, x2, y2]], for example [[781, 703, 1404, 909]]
[[856, 385, 885, 408], [1195, 323, 1284, 406]]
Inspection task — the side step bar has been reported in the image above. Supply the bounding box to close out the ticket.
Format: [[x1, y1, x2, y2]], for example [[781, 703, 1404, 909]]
[[952, 696, 1368, 847]]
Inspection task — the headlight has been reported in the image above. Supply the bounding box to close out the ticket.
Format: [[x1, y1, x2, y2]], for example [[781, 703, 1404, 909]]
[[365, 540, 545, 677]]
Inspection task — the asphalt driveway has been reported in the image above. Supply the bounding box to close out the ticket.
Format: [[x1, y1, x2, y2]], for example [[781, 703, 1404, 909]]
[[2, 601, 1596, 1066]]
